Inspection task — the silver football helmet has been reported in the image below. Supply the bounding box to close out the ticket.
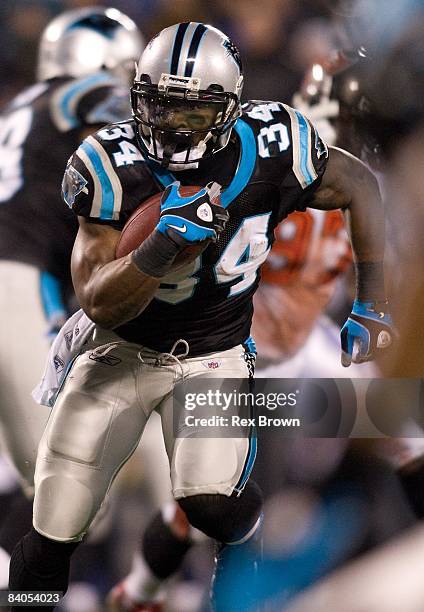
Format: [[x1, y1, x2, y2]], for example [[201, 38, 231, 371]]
[[131, 22, 244, 169], [37, 7, 144, 83]]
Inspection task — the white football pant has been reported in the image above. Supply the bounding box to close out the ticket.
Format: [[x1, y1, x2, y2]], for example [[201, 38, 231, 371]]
[[34, 327, 254, 542]]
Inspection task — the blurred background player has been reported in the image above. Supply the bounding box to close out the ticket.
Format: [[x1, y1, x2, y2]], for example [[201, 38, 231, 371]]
[[0, 4, 144, 597], [253, 207, 356, 377], [356, 0, 424, 517], [257, 3, 424, 608]]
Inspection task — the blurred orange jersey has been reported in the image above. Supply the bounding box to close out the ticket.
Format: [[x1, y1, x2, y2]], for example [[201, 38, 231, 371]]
[[253, 208, 352, 360]]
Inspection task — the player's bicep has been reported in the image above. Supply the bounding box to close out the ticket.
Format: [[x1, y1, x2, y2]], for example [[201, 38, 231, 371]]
[[310, 146, 361, 210], [71, 217, 121, 300]]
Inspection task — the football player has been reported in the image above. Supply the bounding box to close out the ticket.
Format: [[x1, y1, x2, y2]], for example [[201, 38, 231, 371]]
[[9, 22, 393, 611], [107, 55, 378, 612], [0, 4, 144, 586]]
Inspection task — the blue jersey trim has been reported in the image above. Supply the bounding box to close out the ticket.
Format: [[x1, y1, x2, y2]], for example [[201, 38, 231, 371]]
[[221, 119, 257, 208], [39, 272, 66, 321], [147, 160, 176, 188], [80, 139, 115, 219], [294, 110, 315, 186], [59, 72, 113, 129]]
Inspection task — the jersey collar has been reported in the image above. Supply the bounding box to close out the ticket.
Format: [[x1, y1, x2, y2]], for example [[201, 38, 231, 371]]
[[144, 118, 257, 209]]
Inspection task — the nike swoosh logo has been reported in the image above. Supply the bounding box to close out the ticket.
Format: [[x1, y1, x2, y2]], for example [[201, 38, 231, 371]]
[[167, 223, 187, 234]]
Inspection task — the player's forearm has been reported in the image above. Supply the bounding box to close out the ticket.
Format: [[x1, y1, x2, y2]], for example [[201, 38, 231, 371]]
[[344, 170, 384, 260], [314, 147, 386, 302], [76, 255, 161, 329], [344, 171, 386, 301]]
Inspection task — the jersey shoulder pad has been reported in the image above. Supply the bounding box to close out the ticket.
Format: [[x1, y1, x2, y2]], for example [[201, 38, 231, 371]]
[[280, 102, 329, 190], [49, 71, 127, 133], [62, 121, 153, 228], [79, 83, 131, 127], [242, 100, 328, 190]]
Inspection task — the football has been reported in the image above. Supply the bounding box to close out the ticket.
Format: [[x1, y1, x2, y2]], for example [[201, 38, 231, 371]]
[[115, 186, 212, 270]]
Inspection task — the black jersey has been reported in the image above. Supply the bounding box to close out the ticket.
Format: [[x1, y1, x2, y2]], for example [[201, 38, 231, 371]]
[[0, 71, 131, 288], [64, 101, 329, 356]]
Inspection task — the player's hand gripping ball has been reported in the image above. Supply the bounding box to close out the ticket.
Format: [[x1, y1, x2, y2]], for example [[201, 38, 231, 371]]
[[116, 182, 228, 270], [341, 300, 394, 366], [158, 181, 228, 243]]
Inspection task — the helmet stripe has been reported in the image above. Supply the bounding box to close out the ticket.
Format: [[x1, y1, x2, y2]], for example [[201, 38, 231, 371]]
[[170, 22, 190, 75], [184, 23, 207, 77]]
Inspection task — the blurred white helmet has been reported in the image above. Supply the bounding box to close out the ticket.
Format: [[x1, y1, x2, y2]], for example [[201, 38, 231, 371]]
[[131, 22, 244, 169], [37, 6, 144, 82]]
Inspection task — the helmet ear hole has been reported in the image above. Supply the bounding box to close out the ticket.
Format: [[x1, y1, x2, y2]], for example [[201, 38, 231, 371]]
[[208, 84, 224, 92]]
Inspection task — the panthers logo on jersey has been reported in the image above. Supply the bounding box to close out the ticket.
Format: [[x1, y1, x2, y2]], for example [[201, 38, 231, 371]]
[[62, 160, 89, 208]]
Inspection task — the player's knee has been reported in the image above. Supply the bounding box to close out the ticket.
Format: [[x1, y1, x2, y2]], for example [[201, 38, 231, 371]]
[[178, 480, 263, 543], [33, 474, 96, 542]]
